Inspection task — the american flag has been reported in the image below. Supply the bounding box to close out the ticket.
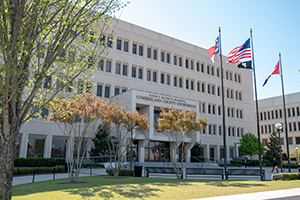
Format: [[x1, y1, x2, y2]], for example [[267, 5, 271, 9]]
[[227, 38, 251, 63]]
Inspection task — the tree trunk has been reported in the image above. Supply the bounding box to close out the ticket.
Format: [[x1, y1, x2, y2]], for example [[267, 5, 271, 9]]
[[0, 135, 16, 199]]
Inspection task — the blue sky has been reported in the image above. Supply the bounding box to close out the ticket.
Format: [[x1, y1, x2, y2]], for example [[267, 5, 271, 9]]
[[117, 0, 300, 100]]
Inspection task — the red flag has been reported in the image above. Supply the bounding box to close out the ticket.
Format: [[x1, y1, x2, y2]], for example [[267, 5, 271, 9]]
[[208, 46, 216, 63], [262, 61, 280, 87]]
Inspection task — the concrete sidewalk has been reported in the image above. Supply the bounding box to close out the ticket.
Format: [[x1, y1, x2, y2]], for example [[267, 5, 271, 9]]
[[191, 188, 300, 200]]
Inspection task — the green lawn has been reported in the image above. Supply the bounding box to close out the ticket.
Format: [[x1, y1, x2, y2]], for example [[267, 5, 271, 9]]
[[12, 176, 300, 200]]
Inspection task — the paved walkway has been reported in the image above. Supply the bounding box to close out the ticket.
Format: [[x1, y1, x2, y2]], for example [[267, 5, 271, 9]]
[[13, 167, 300, 200]]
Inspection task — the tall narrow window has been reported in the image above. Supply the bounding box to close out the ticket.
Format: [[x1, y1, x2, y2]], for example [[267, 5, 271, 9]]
[[104, 86, 110, 98], [124, 40, 128, 52], [138, 68, 143, 79], [132, 43, 137, 54], [106, 60, 111, 72], [131, 66, 136, 78], [139, 45, 143, 56], [117, 39, 122, 50], [122, 64, 127, 76], [115, 63, 121, 74], [153, 71, 157, 82], [147, 47, 151, 58], [153, 49, 157, 60], [147, 69, 151, 81]]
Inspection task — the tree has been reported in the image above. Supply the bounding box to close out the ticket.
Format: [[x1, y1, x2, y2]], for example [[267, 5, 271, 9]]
[[239, 132, 265, 161], [102, 102, 150, 178], [191, 142, 203, 157], [46, 92, 109, 183], [156, 106, 207, 179], [89, 124, 113, 161], [0, 0, 125, 198], [263, 131, 282, 163]]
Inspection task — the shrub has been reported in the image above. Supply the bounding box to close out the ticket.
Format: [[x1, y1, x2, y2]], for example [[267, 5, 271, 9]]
[[107, 169, 133, 176], [14, 158, 66, 167], [282, 163, 299, 168], [280, 173, 300, 180], [13, 166, 65, 175], [82, 163, 104, 168]]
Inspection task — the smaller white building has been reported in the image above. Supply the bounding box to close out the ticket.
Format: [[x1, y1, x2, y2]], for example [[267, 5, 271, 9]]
[[258, 92, 300, 158]]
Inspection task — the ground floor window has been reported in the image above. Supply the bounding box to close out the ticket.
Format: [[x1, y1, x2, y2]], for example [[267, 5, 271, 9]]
[[27, 138, 44, 158], [51, 139, 66, 158]]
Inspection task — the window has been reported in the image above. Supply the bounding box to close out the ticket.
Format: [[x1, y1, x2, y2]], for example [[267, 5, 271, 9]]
[[212, 105, 215, 114], [207, 84, 210, 94], [201, 63, 204, 73], [227, 89, 229, 98], [197, 82, 200, 92], [100, 34, 105, 44], [218, 105, 221, 115], [288, 108, 291, 117], [138, 68, 143, 79], [115, 87, 120, 96], [228, 126, 231, 136], [292, 107, 295, 116], [238, 74, 241, 83], [201, 83, 205, 93], [293, 122, 297, 131], [227, 108, 230, 117], [179, 57, 182, 67], [161, 73, 165, 84], [212, 85, 215, 95], [106, 60, 111, 72], [122, 64, 128, 76], [104, 85, 110, 98], [289, 122, 292, 131], [132, 43, 137, 54], [138, 45, 143, 56], [185, 58, 189, 69], [44, 75, 52, 89], [190, 60, 194, 70], [179, 77, 182, 88], [147, 69, 151, 81], [226, 71, 229, 79], [122, 88, 127, 93], [107, 36, 113, 48], [268, 111, 270, 120], [191, 80, 194, 90], [124, 40, 128, 52], [166, 53, 170, 63], [239, 92, 242, 101], [153, 71, 157, 82], [217, 68, 220, 77], [279, 109, 282, 118], [297, 107, 300, 116], [207, 65, 210, 74], [288, 137, 293, 145], [153, 49, 157, 60], [219, 125, 222, 136], [98, 59, 104, 70], [236, 109, 239, 118], [231, 90, 233, 99], [117, 38, 122, 50], [275, 110, 278, 118], [174, 76, 177, 87], [202, 103, 205, 113], [235, 91, 238, 100], [240, 110, 243, 119], [174, 55, 177, 65], [217, 86, 220, 96], [186, 79, 189, 89], [131, 66, 136, 78], [97, 84, 102, 97], [234, 73, 237, 82], [230, 72, 232, 80], [115, 63, 121, 74], [147, 47, 151, 58], [296, 137, 300, 144], [196, 62, 200, 71], [77, 81, 84, 93], [232, 127, 235, 137], [166, 74, 170, 85], [161, 51, 165, 62], [211, 66, 214, 75]]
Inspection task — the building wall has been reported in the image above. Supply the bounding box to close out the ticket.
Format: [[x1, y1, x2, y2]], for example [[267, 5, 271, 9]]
[[258, 92, 300, 154], [18, 20, 256, 161]]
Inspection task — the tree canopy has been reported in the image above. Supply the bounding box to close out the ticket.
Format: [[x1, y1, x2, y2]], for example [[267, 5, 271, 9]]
[[238, 132, 265, 160]]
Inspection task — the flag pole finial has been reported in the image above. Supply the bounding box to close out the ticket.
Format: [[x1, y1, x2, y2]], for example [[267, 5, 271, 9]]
[[279, 52, 281, 56], [219, 27, 221, 30]]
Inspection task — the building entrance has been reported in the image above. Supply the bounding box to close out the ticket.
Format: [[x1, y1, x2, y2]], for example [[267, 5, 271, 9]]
[[145, 141, 170, 162]]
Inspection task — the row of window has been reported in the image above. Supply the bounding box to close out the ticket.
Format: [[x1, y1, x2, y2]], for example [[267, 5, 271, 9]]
[[97, 59, 243, 101], [261, 121, 300, 134], [201, 124, 244, 137], [115, 36, 242, 83], [199, 102, 243, 119], [260, 106, 300, 121], [262, 136, 300, 146]]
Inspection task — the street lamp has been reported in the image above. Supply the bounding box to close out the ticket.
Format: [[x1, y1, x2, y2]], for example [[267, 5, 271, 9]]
[[275, 123, 283, 172], [296, 147, 298, 164], [234, 142, 238, 167]]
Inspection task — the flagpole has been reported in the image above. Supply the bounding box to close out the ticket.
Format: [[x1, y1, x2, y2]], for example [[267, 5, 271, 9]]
[[219, 27, 227, 179], [279, 52, 291, 172], [250, 29, 263, 174]]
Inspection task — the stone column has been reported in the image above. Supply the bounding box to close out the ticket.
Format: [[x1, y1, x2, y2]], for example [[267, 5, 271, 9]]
[[44, 134, 52, 158], [19, 132, 29, 158]]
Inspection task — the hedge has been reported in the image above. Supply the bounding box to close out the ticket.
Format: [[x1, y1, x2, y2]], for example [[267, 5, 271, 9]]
[[282, 163, 299, 168], [280, 173, 300, 180], [14, 158, 66, 167], [82, 163, 104, 168], [107, 169, 133, 176], [13, 166, 65, 175]]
